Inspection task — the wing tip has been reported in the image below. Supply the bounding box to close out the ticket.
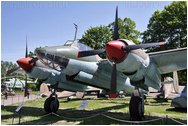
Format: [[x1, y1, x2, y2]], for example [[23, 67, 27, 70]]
[[159, 41, 166, 46]]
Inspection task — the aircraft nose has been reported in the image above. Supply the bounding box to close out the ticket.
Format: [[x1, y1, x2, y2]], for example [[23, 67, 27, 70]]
[[17, 57, 34, 71]]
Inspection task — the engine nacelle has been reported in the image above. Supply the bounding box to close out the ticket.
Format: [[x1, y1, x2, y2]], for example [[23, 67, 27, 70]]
[[106, 39, 150, 81], [28, 66, 61, 85], [106, 39, 160, 91], [28, 66, 87, 91], [111, 40, 161, 90]]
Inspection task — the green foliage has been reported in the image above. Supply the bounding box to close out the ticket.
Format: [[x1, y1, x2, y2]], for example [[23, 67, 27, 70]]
[[79, 25, 112, 50], [178, 70, 187, 84], [142, 1, 187, 84], [79, 18, 141, 56], [28, 51, 35, 57], [28, 47, 42, 57], [1, 61, 18, 78], [108, 18, 141, 44], [142, 1, 187, 51]]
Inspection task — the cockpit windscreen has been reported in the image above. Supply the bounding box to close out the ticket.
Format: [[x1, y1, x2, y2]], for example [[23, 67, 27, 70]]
[[64, 40, 93, 51]]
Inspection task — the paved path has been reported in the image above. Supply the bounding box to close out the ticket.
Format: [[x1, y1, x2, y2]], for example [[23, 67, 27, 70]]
[[1, 86, 185, 106], [1, 94, 41, 106]]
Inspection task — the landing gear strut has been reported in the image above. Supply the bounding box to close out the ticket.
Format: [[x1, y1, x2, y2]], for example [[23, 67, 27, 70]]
[[129, 88, 145, 121], [44, 89, 59, 113]]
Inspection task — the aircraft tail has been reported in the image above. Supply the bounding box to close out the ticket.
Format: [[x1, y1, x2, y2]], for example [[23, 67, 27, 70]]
[[40, 83, 50, 94]]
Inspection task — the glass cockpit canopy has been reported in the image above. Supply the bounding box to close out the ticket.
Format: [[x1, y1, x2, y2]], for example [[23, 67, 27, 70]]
[[64, 40, 93, 51]]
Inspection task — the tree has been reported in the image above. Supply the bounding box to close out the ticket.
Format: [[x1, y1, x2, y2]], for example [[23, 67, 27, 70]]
[[79, 18, 141, 50], [142, 1, 187, 52], [1, 61, 18, 83], [1, 61, 18, 77], [142, 1, 187, 84], [108, 18, 141, 44], [28, 47, 42, 57], [79, 25, 112, 50]]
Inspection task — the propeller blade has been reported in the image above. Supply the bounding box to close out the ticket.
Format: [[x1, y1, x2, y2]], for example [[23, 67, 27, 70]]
[[109, 60, 117, 98], [6, 67, 20, 76], [24, 35, 29, 97], [25, 35, 28, 58], [122, 42, 166, 51], [78, 6, 119, 58], [24, 74, 28, 97], [113, 6, 119, 40], [78, 49, 105, 58]]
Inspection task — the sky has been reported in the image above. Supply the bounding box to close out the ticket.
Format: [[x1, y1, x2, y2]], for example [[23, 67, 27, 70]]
[[1, 1, 173, 64]]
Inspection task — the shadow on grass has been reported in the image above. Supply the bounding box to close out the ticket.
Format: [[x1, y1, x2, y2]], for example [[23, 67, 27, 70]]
[[59, 97, 114, 103], [1, 103, 127, 124], [1, 98, 187, 125], [166, 108, 187, 113], [151, 97, 170, 103]]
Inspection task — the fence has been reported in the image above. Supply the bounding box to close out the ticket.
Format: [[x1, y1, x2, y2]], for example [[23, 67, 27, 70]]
[[1, 95, 186, 125], [9, 111, 186, 125]]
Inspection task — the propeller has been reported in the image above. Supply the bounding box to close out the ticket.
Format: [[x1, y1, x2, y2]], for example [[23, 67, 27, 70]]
[[77, 6, 166, 98], [24, 35, 28, 97], [78, 6, 119, 98], [6, 67, 20, 76], [108, 6, 119, 98], [25, 35, 28, 58], [109, 60, 117, 98], [121, 42, 166, 51], [113, 6, 119, 40], [6, 35, 38, 97]]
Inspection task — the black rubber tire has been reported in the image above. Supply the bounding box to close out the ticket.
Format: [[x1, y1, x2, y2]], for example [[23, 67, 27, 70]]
[[129, 96, 144, 121], [44, 97, 59, 113]]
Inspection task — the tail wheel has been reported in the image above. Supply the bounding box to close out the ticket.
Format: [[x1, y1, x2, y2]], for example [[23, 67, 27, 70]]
[[129, 96, 144, 121], [44, 97, 59, 113]]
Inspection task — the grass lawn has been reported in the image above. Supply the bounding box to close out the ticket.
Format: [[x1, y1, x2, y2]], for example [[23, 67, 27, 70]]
[[1, 96, 187, 125]]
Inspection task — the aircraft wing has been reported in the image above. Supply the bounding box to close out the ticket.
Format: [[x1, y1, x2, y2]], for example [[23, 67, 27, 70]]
[[148, 48, 187, 74]]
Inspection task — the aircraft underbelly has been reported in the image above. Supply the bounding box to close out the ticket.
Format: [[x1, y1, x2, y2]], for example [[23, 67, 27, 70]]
[[71, 70, 135, 93]]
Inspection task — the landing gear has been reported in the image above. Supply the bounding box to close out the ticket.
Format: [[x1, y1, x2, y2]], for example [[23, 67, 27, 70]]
[[44, 89, 59, 113], [129, 89, 145, 121]]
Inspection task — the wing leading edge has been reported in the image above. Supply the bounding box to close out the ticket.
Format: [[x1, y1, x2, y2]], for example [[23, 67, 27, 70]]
[[148, 48, 187, 74]]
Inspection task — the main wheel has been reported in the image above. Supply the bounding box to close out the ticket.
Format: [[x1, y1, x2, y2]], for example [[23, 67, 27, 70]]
[[129, 96, 144, 121], [44, 97, 59, 113]]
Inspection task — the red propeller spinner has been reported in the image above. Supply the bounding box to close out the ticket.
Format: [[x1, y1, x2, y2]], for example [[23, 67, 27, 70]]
[[105, 40, 126, 62], [17, 57, 34, 71]]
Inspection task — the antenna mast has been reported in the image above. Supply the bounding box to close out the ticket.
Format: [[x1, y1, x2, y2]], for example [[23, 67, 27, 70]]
[[74, 23, 78, 41]]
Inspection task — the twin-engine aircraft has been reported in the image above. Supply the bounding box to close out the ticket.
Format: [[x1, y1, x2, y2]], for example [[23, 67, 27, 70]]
[[9, 7, 187, 121]]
